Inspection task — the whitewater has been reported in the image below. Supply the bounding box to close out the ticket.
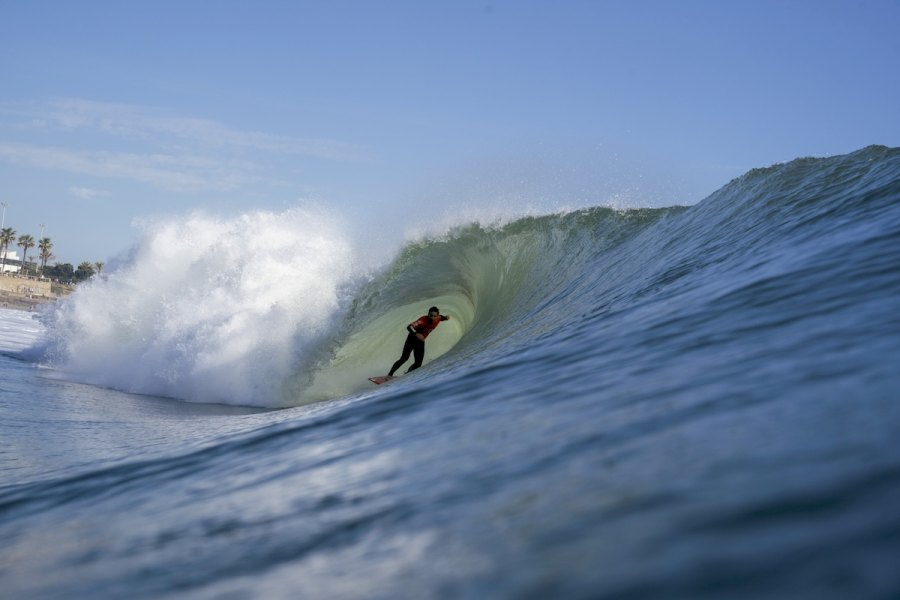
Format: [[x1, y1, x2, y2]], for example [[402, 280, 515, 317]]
[[1, 145, 899, 598]]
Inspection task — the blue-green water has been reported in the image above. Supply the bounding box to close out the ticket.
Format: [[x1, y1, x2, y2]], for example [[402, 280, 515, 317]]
[[2, 146, 899, 598]]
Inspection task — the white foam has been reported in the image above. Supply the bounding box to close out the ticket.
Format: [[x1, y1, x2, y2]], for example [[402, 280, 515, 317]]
[[36, 206, 360, 406], [0, 307, 47, 353]]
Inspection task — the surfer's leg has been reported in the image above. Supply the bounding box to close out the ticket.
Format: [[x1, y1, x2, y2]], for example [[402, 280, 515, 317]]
[[406, 339, 426, 373], [389, 334, 416, 376]]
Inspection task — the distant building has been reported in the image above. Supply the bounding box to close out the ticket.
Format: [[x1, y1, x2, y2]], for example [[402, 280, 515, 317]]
[[1, 249, 21, 274]]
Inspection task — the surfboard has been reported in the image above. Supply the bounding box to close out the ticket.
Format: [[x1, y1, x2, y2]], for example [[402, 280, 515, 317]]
[[368, 376, 395, 385]]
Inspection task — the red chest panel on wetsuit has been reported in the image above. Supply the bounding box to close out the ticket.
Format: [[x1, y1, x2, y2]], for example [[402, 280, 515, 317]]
[[411, 316, 442, 338]]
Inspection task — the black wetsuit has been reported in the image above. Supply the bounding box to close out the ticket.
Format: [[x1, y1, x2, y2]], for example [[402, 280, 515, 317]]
[[389, 333, 425, 376], [388, 314, 448, 376]]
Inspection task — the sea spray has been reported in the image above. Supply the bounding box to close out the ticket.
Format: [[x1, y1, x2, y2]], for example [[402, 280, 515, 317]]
[[33, 206, 359, 406]]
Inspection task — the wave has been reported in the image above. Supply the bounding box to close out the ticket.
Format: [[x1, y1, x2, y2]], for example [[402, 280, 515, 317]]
[[28, 145, 900, 408]]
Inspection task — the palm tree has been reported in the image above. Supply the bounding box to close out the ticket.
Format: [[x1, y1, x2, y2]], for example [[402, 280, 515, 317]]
[[94, 261, 105, 275], [76, 262, 96, 281], [17, 234, 35, 276], [38, 237, 54, 275], [0, 227, 15, 274]]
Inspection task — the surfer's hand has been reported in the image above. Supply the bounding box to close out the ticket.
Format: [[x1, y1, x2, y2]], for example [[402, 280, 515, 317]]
[[417, 334, 426, 342]]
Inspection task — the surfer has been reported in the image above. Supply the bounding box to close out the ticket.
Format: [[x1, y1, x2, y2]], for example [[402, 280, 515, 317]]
[[387, 306, 450, 376]]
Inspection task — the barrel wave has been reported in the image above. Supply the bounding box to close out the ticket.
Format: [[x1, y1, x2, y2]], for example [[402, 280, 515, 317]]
[[303, 205, 685, 402], [4, 145, 899, 599]]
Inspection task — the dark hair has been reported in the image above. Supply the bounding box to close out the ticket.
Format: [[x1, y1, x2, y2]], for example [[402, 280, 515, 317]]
[[428, 306, 440, 314]]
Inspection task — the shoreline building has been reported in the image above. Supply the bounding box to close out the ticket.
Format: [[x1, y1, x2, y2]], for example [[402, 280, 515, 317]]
[[1, 249, 21, 275]]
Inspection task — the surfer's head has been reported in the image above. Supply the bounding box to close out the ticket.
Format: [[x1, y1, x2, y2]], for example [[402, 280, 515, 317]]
[[428, 306, 440, 318]]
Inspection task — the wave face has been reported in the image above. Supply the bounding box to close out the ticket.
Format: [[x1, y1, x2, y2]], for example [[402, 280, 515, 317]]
[[32, 145, 900, 410]]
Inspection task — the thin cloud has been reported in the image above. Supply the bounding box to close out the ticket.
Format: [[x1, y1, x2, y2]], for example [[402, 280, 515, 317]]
[[24, 98, 363, 160], [0, 141, 258, 193], [69, 186, 112, 200], [0, 98, 363, 193]]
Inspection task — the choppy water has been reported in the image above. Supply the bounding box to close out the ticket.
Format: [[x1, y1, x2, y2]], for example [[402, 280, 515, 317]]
[[1, 145, 899, 598]]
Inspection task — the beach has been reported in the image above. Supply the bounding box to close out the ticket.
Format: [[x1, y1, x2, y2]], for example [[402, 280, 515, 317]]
[[0, 274, 66, 311]]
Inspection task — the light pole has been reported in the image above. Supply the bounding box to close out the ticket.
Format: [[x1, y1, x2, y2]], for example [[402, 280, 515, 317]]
[[0, 202, 7, 276]]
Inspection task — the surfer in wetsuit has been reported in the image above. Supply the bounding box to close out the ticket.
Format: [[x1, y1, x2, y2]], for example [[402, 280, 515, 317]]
[[388, 306, 450, 376]]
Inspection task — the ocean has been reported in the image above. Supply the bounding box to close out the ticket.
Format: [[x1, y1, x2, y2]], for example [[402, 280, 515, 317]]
[[1, 145, 899, 599]]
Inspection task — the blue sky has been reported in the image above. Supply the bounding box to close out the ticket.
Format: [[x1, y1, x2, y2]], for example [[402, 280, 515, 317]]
[[1, 0, 898, 264]]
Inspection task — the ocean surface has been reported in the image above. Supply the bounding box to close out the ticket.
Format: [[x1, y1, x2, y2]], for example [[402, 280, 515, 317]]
[[1, 145, 899, 599]]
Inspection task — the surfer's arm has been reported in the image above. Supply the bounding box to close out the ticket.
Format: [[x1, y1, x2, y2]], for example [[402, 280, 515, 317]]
[[407, 323, 425, 341], [408, 324, 426, 342]]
